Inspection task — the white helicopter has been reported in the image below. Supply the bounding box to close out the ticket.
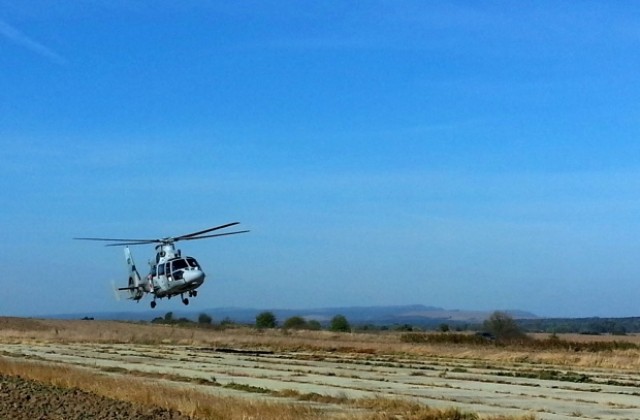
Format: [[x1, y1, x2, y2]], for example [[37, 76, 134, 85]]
[[75, 222, 248, 308]]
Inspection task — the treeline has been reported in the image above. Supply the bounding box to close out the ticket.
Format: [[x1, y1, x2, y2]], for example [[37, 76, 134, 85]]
[[352, 317, 640, 335], [376, 317, 640, 335], [150, 311, 353, 333], [256, 311, 352, 332], [400, 331, 640, 351], [402, 312, 640, 351], [149, 311, 640, 336], [517, 317, 640, 335], [151, 311, 235, 327]]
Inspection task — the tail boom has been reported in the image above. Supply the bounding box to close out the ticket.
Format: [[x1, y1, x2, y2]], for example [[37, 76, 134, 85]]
[[124, 247, 147, 300]]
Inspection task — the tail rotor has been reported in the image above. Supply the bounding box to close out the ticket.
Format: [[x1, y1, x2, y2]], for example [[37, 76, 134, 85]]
[[110, 280, 124, 301]]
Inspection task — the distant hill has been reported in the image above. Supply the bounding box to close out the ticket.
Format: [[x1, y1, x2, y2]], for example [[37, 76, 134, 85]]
[[42, 304, 537, 327]]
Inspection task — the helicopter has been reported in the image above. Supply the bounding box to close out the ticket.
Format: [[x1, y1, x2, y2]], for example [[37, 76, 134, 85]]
[[74, 222, 248, 308]]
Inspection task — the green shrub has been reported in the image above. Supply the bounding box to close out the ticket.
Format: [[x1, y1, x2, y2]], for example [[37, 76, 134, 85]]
[[283, 316, 308, 330], [483, 311, 526, 343], [330, 315, 351, 332], [306, 320, 322, 330], [255, 311, 277, 329], [198, 313, 213, 325]]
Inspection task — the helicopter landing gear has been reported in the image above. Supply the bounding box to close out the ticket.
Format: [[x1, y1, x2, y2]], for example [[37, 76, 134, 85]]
[[150, 301, 157, 309], [188, 290, 198, 298], [182, 298, 189, 305]]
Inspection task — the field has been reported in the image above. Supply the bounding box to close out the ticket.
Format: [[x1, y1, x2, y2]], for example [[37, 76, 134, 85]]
[[1, 317, 640, 419]]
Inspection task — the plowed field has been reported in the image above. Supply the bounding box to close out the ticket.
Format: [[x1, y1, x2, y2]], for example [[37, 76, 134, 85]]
[[0, 374, 192, 420]]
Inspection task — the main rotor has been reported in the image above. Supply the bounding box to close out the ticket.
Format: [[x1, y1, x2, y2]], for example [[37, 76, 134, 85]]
[[74, 222, 249, 247]]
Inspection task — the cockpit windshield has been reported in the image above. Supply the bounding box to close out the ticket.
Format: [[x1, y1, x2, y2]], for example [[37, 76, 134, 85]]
[[166, 257, 200, 275], [171, 259, 189, 271]]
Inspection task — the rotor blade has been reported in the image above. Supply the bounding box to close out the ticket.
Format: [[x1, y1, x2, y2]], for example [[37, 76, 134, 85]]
[[175, 222, 240, 240], [179, 230, 250, 240], [75, 222, 245, 245], [104, 240, 158, 247], [74, 237, 156, 243]]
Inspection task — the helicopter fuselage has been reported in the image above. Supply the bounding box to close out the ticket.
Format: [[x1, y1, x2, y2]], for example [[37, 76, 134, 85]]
[[75, 222, 248, 309], [149, 255, 206, 298], [122, 245, 207, 307]]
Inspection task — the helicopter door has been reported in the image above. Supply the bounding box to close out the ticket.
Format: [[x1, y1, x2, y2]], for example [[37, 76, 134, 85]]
[[170, 258, 189, 280], [157, 263, 165, 277]]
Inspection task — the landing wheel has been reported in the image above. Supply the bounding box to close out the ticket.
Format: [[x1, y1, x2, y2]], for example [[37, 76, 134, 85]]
[[192, 290, 198, 297], [182, 298, 189, 305], [150, 301, 157, 309]]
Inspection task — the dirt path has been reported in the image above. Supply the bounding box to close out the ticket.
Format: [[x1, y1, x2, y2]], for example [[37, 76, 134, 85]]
[[2, 343, 640, 419]]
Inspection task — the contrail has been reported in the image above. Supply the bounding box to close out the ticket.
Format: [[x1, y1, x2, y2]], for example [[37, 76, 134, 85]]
[[0, 18, 66, 65]]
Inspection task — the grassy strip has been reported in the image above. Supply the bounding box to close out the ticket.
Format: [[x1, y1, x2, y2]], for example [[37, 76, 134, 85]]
[[493, 369, 591, 383], [0, 356, 321, 420], [0, 356, 536, 420], [354, 397, 536, 420], [401, 332, 640, 352], [3, 319, 640, 372]]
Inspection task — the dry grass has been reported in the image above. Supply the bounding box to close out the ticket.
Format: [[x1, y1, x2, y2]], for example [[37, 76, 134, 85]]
[[0, 356, 537, 420], [0, 356, 322, 420], [0, 318, 562, 419], [528, 332, 640, 344], [352, 398, 536, 420], [2, 317, 640, 372]]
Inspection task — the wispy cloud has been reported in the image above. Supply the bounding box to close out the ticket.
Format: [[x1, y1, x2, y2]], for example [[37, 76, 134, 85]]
[[0, 18, 66, 64]]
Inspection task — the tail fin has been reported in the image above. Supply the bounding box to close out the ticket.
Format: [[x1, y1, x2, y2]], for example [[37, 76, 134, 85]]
[[121, 247, 145, 300]]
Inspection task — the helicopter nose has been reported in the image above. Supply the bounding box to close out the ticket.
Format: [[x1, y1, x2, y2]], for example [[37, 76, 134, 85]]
[[183, 269, 205, 285]]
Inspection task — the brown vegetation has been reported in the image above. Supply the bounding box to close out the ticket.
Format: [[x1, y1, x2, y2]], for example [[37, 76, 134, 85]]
[[2, 317, 640, 371], [3, 317, 640, 419], [0, 357, 321, 420], [0, 356, 534, 420]]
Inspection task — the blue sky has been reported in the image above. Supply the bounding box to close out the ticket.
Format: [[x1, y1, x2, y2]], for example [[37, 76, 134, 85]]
[[1, 1, 639, 318]]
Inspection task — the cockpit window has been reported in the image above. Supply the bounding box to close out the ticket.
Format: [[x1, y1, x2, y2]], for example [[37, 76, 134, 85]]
[[186, 257, 200, 269], [171, 259, 189, 271]]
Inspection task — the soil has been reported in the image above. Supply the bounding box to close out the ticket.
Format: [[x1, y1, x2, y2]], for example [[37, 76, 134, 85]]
[[0, 374, 193, 420]]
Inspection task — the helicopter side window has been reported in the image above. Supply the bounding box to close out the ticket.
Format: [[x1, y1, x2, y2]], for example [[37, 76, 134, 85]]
[[186, 257, 200, 269], [157, 264, 165, 276], [170, 258, 189, 281]]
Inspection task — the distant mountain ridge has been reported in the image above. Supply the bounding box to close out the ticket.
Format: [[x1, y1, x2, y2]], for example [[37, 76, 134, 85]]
[[43, 304, 538, 326]]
